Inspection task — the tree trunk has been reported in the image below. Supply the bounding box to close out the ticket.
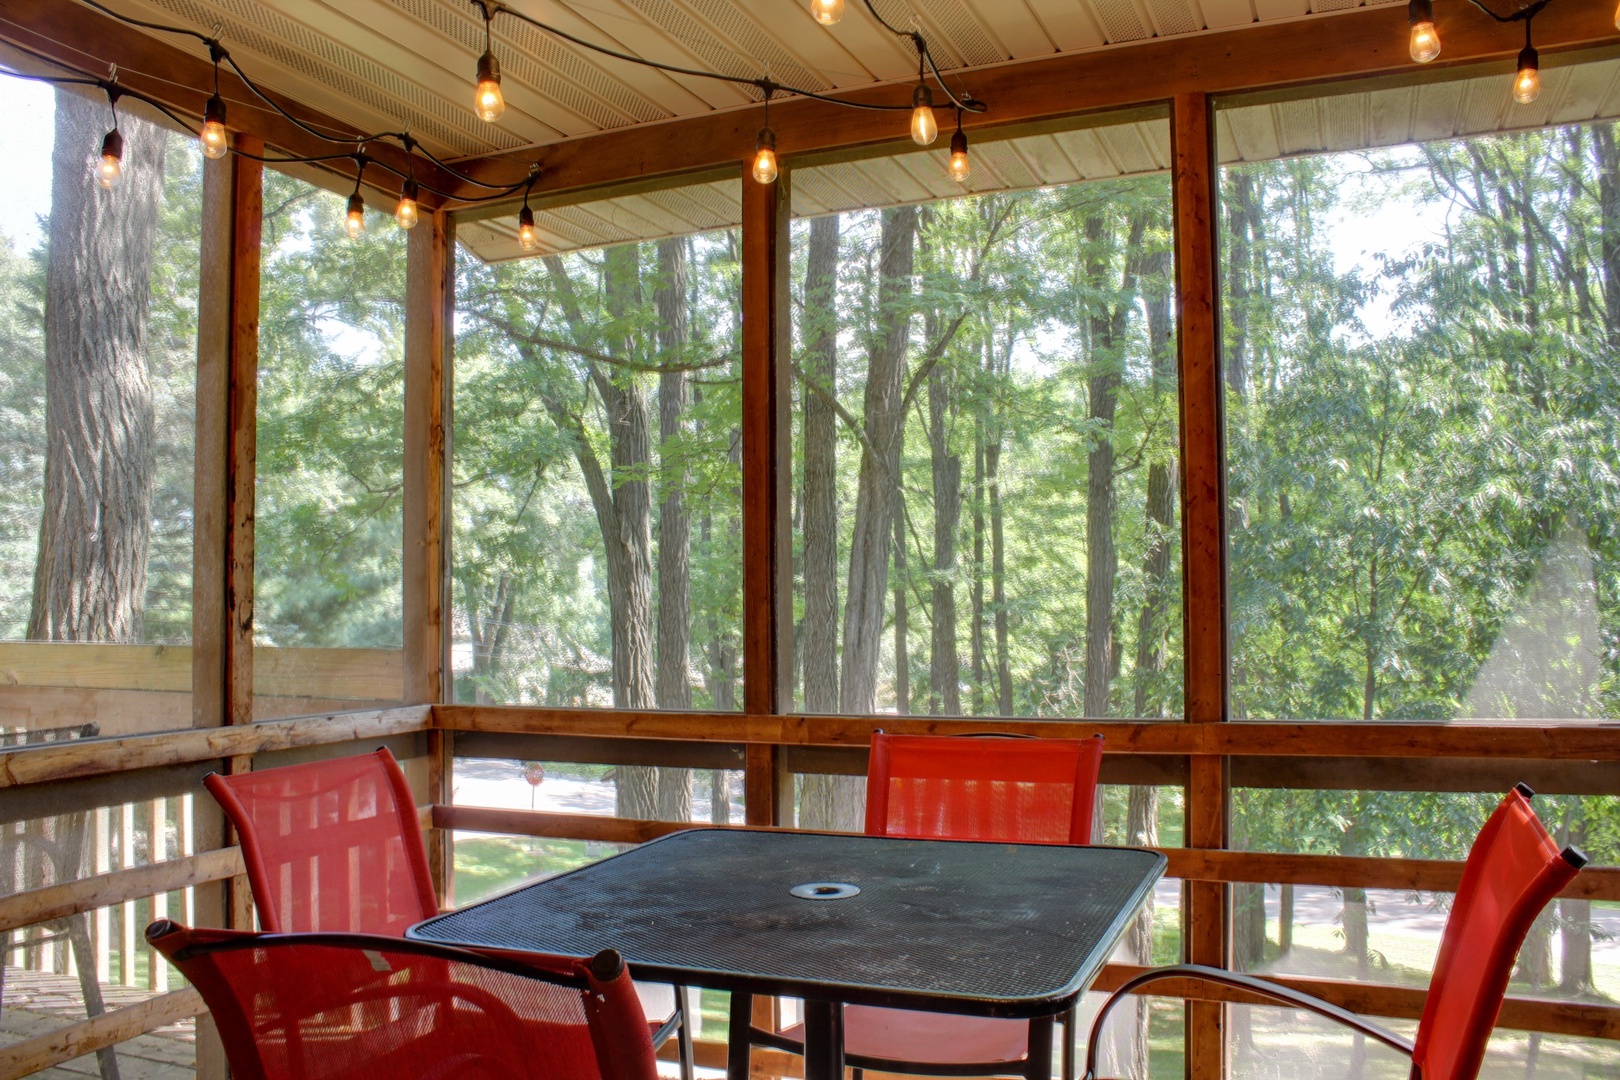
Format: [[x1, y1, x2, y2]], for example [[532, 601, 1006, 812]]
[[653, 238, 692, 823], [928, 349, 961, 715], [840, 205, 916, 715], [801, 216, 840, 713], [1081, 211, 1148, 719], [988, 425, 1012, 715], [29, 91, 167, 644], [893, 509, 910, 714], [970, 422, 986, 714]]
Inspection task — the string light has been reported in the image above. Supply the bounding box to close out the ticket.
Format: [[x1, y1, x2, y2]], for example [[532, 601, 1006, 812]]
[[810, 0, 844, 25], [97, 85, 123, 190], [98, 129, 123, 189], [1513, 41, 1540, 104], [345, 158, 367, 239], [395, 178, 420, 229], [911, 83, 937, 146], [751, 86, 778, 186], [472, 1, 505, 122], [26, 0, 993, 242], [752, 127, 778, 184], [1408, 0, 1440, 63], [948, 111, 969, 183], [517, 203, 537, 250], [200, 43, 229, 159], [200, 94, 229, 159]]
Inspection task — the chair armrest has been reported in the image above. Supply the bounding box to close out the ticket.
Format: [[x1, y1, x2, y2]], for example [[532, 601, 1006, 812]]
[[1082, 965, 1415, 1080]]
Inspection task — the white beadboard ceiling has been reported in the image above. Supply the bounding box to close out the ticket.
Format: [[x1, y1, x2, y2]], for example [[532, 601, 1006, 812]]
[[78, 0, 1415, 163], [457, 55, 1620, 262], [48, 1, 1620, 261]]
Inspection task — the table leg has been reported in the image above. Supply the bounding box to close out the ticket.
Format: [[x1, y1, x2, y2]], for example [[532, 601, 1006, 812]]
[[801, 999, 845, 1080], [1024, 1014, 1055, 1080], [727, 992, 753, 1080]]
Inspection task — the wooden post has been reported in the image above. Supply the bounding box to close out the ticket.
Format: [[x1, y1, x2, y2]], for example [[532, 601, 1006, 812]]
[[190, 134, 262, 1080], [1173, 92, 1230, 1080], [404, 209, 455, 904], [92, 806, 110, 983], [740, 166, 792, 827], [740, 164, 793, 1042]]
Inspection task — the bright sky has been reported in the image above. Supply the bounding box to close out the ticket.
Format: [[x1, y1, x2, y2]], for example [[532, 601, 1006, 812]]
[[0, 75, 58, 254]]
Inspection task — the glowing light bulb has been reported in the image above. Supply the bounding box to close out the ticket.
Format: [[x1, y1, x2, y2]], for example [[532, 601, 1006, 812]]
[[97, 129, 123, 190], [1407, 0, 1439, 64], [200, 94, 229, 160], [948, 127, 969, 183], [910, 84, 937, 146], [1408, 21, 1439, 63], [346, 192, 366, 239], [810, 0, 844, 25], [1615, 0, 1619, 31], [1513, 45, 1540, 105], [395, 179, 419, 230], [752, 127, 778, 185], [517, 204, 538, 252], [475, 51, 505, 122]]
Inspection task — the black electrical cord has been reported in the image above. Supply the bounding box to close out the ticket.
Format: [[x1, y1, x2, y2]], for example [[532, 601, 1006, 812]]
[[42, 0, 1000, 208], [1463, 0, 1552, 23]]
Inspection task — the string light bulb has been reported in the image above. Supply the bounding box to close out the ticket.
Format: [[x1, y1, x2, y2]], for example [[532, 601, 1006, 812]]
[[395, 178, 419, 230], [1513, 43, 1540, 105], [475, 51, 505, 122], [518, 204, 538, 251], [200, 93, 229, 159], [346, 192, 366, 239], [810, 0, 844, 25], [911, 83, 937, 146], [948, 118, 969, 183], [97, 129, 123, 190], [752, 126, 778, 185], [1407, 0, 1439, 64], [1615, 0, 1619, 32]]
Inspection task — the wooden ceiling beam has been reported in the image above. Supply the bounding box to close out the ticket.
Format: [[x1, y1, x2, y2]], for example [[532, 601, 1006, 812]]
[[0, 0, 449, 207], [455, 1, 1619, 204]]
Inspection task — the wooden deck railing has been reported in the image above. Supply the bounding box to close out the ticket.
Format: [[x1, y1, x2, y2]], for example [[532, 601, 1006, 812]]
[[1, 703, 1616, 1078]]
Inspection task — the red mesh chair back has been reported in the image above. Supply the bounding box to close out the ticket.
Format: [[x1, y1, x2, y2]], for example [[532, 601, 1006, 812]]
[[147, 920, 657, 1080], [864, 733, 1105, 844], [205, 748, 437, 935], [1412, 786, 1586, 1080]]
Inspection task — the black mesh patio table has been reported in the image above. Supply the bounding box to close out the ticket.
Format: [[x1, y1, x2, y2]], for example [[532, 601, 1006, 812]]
[[409, 828, 1165, 1080]]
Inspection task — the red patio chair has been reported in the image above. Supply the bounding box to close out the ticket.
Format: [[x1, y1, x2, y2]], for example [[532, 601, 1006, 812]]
[[205, 748, 694, 1077], [756, 732, 1106, 1080], [146, 919, 658, 1080], [1082, 783, 1587, 1080]]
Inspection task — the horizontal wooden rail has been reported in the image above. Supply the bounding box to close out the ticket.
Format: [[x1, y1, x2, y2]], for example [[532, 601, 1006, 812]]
[[0, 848, 244, 935], [0, 705, 432, 788], [1093, 965, 1620, 1041], [431, 705, 1620, 761], [433, 807, 1620, 903], [0, 642, 402, 700], [0, 987, 204, 1080]]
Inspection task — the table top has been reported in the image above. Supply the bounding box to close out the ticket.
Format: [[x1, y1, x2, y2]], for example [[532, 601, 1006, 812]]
[[411, 828, 1165, 1018]]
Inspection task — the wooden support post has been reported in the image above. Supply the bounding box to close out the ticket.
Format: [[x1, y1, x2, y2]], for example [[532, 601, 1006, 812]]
[[404, 209, 455, 903], [92, 806, 110, 983], [740, 164, 793, 1042], [118, 806, 135, 988], [740, 165, 792, 818], [1173, 91, 1230, 1080], [146, 801, 167, 992], [191, 133, 262, 1080]]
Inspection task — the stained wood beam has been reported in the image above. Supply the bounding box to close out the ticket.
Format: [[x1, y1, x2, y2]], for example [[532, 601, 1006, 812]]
[[430, 705, 1620, 761], [0, 706, 432, 788], [0, 0, 444, 204], [453, 3, 1620, 202]]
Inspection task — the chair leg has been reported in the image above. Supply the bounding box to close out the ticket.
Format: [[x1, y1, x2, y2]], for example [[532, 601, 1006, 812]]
[[727, 992, 753, 1080], [1024, 1014, 1055, 1080], [1059, 1006, 1076, 1080], [676, 985, 695, 1080]]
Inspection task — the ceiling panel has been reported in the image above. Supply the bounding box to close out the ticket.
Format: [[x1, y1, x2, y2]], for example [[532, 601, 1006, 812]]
[[73, 0, 1468, 167]]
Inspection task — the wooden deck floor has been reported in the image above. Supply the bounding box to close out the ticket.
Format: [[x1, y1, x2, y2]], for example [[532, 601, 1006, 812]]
[[1, 966, 194, 1080]]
